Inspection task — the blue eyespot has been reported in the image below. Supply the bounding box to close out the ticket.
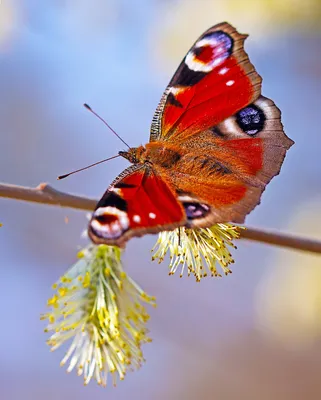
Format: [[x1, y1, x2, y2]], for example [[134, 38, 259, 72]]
[[236, 105, 266, 135]]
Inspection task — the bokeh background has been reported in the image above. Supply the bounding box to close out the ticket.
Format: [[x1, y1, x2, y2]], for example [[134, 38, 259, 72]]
[[1, 0, 321, 399]]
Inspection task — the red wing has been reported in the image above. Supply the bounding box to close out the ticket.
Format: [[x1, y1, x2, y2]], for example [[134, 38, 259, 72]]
[[88, 166, 186, 247], [150, 22, 262, 143], [167, 96, 294, 227]]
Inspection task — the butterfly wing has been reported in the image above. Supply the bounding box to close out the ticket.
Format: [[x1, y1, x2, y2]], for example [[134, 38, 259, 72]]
[[147, 22, 293, 227], [150, 22, 262, 143], [88, 166, 186, 247], [155, 95, 294, 227]]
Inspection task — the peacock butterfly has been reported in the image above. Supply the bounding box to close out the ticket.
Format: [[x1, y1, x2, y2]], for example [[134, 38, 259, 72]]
[[88, 22, 294, 247]]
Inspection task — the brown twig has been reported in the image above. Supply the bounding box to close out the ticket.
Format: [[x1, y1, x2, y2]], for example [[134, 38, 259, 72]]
[[0, 182, 96, 211], [241, 227, 321, 254], [1, 181, 321, 254]]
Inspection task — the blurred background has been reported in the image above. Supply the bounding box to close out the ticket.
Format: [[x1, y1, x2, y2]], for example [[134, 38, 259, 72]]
[[1, 0, 321, 399]]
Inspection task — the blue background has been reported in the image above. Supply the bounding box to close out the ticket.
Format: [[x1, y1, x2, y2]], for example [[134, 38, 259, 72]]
[[0, 1, 321, 399]]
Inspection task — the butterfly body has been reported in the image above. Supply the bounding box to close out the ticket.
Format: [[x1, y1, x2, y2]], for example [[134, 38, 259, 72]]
[[88, 22, 294, 247]]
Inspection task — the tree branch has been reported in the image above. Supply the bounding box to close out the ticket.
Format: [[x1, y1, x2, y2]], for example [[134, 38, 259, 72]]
[[1, 182, 321, 254]]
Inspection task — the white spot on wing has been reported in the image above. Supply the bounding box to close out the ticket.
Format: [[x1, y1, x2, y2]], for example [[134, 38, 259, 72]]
[[149, 212, 156, 219], [110, 187, 121, 195], [223, 118, 236, 134], [226, 80, 234, 86], [170, 87, 183, 95], [133, 215, 141, 223], [219, 67, 228, 75]]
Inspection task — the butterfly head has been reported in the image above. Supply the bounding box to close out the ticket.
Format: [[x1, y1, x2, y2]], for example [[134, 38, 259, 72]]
[[119, 146, 147, 165]]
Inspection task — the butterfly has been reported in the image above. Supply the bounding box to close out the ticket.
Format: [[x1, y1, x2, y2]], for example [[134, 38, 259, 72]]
[[88, 22, 294, 247]]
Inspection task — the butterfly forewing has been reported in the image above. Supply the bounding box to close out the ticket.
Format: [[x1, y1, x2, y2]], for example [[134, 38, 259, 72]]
[[150, 22, 262, 143], [89, 166, 185, 247]]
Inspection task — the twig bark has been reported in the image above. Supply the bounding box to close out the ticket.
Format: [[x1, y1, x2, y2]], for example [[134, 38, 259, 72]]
[[1, 182, 321, 254], [241, 227, 321, 254], [0, 182, 96, 211]]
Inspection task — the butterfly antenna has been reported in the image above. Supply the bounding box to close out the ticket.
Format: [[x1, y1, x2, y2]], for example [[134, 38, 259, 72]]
[[84, 103, 131, 149], [57, 154, 121, 180]]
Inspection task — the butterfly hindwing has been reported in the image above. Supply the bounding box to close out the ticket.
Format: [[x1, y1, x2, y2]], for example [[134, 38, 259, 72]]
[[88, 166, 186, 247], [150, 22, 262, 143], [160, 96, 294, 227]]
